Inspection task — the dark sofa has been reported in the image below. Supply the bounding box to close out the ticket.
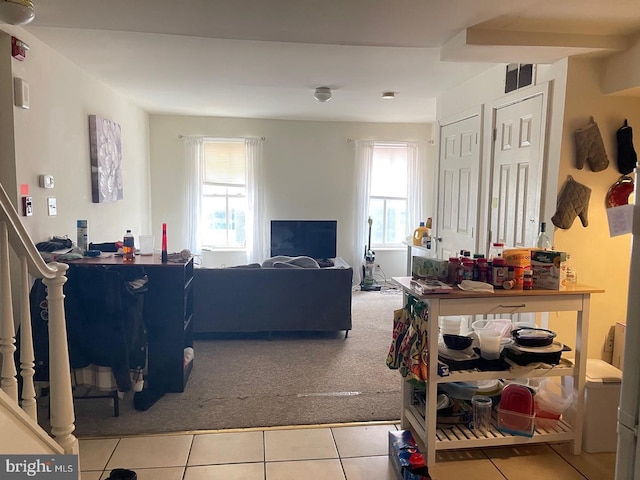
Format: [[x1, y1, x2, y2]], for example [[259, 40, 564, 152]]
[[193, 258, 353, 336]]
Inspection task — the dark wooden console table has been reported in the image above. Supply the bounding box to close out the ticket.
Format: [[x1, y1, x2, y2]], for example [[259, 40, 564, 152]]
[[66, 254, 194, 393]]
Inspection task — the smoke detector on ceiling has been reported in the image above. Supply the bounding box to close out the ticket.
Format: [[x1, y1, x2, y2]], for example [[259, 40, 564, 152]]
[[314, 87, 332, 103], [0, 0, 35, 25]]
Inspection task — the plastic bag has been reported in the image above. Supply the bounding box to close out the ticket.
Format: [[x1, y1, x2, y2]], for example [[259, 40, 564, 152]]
[[387, 307, 411, 369]]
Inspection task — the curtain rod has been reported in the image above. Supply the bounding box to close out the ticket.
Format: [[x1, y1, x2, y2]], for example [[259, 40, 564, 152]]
[[347, 138, 428, 146], [178, 134, 265, 141]]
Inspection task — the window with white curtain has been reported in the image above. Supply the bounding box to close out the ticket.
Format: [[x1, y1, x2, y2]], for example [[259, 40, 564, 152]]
[[369, 143, 409, 247], [201, 139, 247, 249]]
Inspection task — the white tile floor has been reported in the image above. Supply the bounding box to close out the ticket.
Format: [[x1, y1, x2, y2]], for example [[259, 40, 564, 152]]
[[79, 422, 617, 480]]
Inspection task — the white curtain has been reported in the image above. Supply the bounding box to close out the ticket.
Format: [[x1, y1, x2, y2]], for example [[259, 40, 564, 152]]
[[184, 136, 204, 255], [352, 140, 375, 286], [407, 141, 426, 233], [245, 137, 268, 263]]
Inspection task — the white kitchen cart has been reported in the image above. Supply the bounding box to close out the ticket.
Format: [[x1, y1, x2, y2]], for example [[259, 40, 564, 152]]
[[392, 276, 604, 465]]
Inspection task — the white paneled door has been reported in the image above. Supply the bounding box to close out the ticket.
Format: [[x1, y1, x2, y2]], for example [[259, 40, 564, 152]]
[[436, 113, 481, 260], [490, 93, 546, 249]]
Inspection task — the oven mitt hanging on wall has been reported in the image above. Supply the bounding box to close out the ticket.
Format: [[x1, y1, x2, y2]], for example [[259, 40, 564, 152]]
[[551, 175, 592, 229], [616, 120, 637, 175], [575, 119, 609, 172]]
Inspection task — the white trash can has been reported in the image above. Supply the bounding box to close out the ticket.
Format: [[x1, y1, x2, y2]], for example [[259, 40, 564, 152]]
[[563, 359, 622, 453]]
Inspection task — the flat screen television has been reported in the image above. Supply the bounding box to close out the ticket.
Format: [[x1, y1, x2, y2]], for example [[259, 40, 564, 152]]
[[270, 220, 337, 260]]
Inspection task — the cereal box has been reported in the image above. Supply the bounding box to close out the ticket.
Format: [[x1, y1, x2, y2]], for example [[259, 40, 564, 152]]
[[531, 250, 567, 290]]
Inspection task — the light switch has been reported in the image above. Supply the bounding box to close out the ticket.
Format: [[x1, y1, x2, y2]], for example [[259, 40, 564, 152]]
[[14, 77, 29, 109], [22, 196, 32, 216], [47, 197, 57, 216]]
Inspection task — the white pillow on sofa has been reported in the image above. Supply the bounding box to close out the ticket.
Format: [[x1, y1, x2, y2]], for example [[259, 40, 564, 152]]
[[262, 255, 320, 269]]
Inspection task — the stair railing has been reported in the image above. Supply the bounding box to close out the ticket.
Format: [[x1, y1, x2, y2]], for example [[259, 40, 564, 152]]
[[0, 182, 78, 455]]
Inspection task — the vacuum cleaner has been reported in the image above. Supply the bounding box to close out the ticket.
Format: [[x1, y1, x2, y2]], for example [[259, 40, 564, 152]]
[[360, 217, 382, 291]]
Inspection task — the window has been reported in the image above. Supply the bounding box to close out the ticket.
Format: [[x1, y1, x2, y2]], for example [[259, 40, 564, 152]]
[[201, 140, 247, 248], [369, 143, 408, 246]]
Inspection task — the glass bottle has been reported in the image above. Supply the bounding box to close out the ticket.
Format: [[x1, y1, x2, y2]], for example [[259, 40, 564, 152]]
[[536, 222, 551, 250]]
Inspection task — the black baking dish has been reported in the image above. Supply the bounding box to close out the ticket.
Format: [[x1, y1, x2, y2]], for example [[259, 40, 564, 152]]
[[511, 327, 557, 347], [503, 341, 571, 366]]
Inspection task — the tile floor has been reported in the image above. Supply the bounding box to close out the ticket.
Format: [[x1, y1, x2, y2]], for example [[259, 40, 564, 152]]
[[78, 422, 617, 480]]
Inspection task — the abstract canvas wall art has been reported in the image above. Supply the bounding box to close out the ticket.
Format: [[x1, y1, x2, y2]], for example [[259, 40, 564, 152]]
[[89, 115, 123, 203]]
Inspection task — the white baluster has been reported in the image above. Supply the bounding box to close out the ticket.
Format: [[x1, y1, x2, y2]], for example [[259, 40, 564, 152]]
[[44, 263, 79, 455], [0, 221, 18, 401], [19, 256, 37, 420]]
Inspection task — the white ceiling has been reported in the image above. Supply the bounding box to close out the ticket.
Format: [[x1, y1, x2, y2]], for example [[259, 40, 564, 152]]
[[19, 0, 640, 123]]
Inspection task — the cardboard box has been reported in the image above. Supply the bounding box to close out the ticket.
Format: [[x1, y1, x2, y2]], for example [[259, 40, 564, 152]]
[[531, 250, 567, 290], [412, 256, 448, 281], [388, 430, 431, 480]]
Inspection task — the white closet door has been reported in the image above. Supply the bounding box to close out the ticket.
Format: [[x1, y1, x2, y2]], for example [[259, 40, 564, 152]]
[[436, 114, 481, 260]]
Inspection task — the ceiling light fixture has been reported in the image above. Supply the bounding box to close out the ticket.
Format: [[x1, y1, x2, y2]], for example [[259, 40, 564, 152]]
[[0, 0, 35, 25], [382, 91, 396, 99], [314, 86, 332, 103]]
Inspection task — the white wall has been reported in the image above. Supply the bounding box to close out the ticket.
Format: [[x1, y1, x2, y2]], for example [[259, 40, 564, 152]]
[[148, 115, 433, 277], [0, 26, 151, 246], [550, 56, 640, 362]]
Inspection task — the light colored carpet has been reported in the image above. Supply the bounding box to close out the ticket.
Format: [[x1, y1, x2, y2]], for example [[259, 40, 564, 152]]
[[51, 288, 404, 437]]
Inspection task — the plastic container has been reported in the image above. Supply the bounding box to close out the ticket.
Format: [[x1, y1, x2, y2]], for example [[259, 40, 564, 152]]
[[562, 359, 622, 452], [413, 222, 429, 246], [138, 235, 154, 255], [477, 329, 502, 360], [497, 408, 535, 437], [476, 258, 488, 282], [440, 316, 463, 335], [447, 257, 460, 284], [497, 384, 535, 437], [491, 257, 508, 288], [472, 319, 512, 338], [460, 258, 475, 281], [472, 395, 493, 434], [534, 379, 573, 420], [488, 242, 505, 261]]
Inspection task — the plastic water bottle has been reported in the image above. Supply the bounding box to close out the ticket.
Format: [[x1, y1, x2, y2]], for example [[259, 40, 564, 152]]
[[123, 229, 135, 262]]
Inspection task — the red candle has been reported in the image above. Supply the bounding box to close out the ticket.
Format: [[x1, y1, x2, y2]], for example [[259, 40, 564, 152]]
[[161, 223, 168, 263]]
